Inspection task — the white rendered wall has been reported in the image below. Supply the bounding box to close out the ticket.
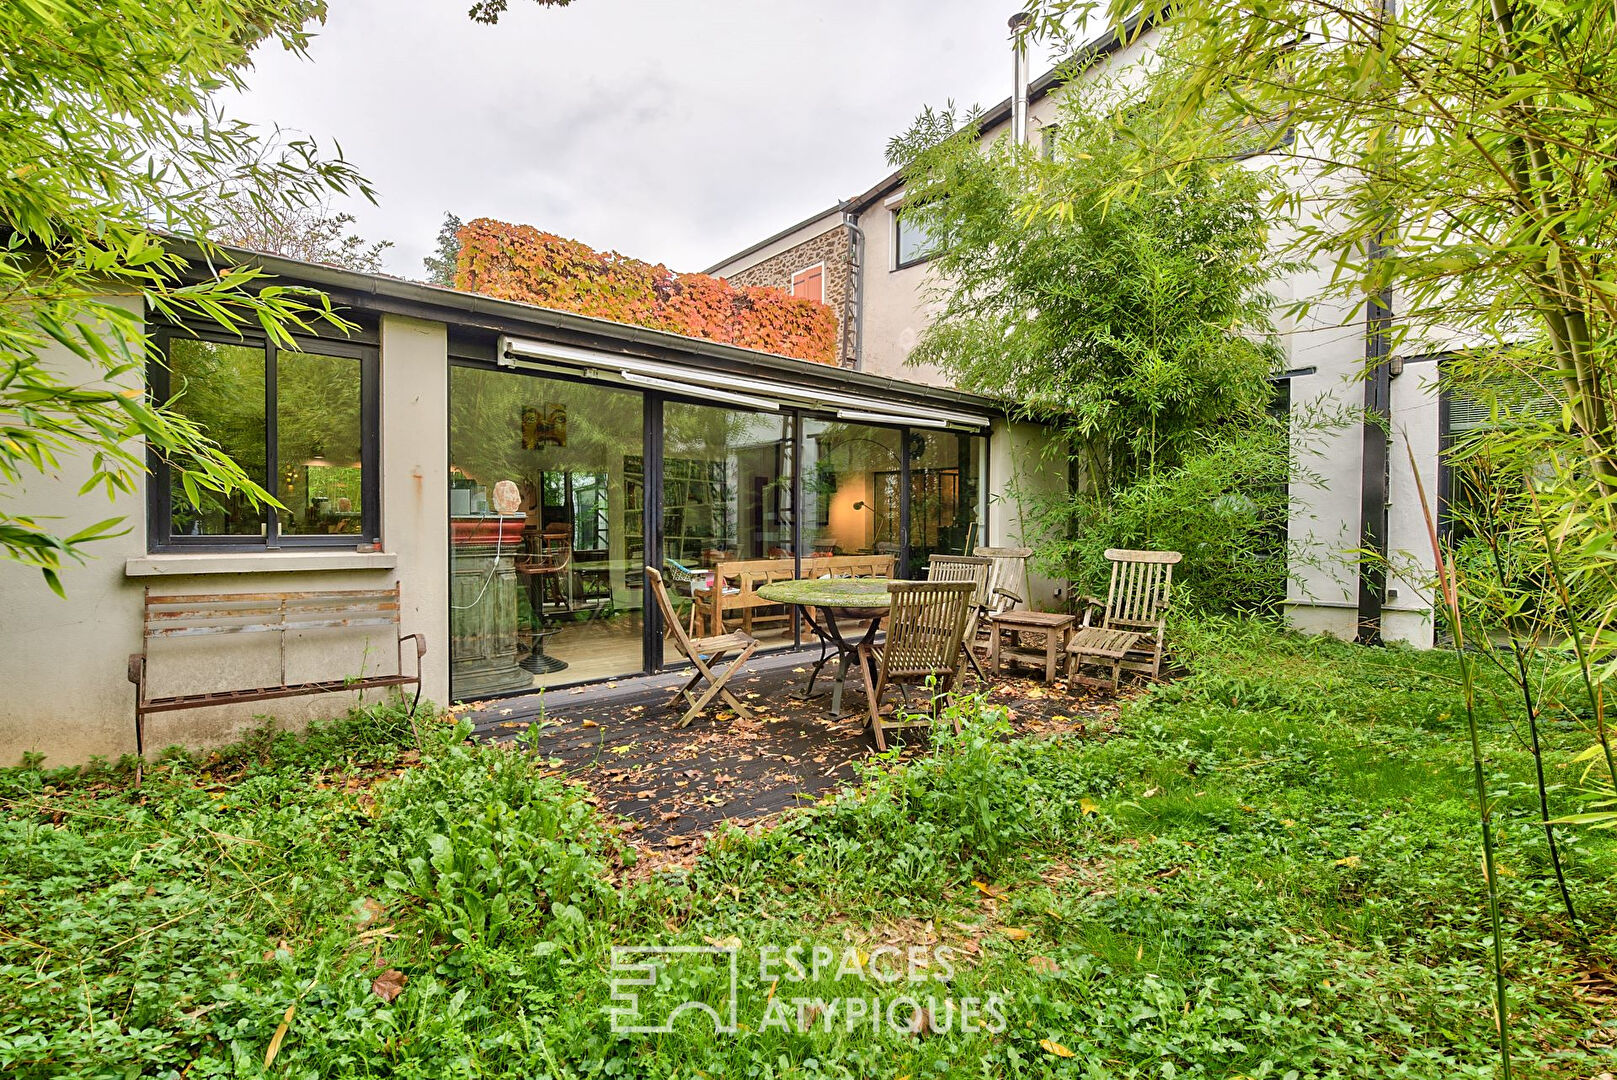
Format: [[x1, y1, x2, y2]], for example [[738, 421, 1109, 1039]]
[[0, 306, 453, 767]]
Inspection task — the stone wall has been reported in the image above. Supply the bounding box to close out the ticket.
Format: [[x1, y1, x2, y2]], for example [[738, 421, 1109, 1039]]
[[723, 225, 854, 367]]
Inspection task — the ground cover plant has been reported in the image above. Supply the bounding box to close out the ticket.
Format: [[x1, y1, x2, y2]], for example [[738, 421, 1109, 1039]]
[[2, 619, 1614, 1077]]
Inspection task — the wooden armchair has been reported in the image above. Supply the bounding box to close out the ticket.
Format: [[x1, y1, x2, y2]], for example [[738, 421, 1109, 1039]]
[[925, 554, 992, 681], [973, 546, 1032, 618], [1067, 548, 1183, 690], [864, 580, 975, 751]]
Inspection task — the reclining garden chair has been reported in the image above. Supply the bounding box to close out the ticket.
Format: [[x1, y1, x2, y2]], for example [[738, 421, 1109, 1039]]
[[864, 580, 975, 751], [646, 567, 758, 726], [1066, 548, 1182, 691], [925, 554, 992, 681]]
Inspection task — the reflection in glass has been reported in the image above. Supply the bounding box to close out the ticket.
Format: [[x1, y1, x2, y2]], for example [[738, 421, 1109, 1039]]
[[166, 339, 266, 536], [907, 430, 984, 569], [801, 421, 904, 557], [277, 351, 364, 535], [662, 404, 794, 645], [449, 367, 645, 696]]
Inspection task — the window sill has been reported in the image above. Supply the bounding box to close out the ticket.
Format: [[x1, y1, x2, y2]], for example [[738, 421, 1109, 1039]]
[[124, 550, 399, 578]]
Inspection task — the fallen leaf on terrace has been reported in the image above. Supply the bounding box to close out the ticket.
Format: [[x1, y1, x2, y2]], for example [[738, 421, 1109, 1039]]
[[371, 969, 407, 1003], [660, 811, 681, 822], [1040, 1038, 1075, 1058], [581, 719, 599, 728]]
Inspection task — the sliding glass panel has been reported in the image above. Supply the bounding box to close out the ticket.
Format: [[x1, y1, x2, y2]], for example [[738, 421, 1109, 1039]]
[[662, 403, 795, 648], [907, 429, 985, 571], [801, 419, 904, 558], [449, 366, 645, 698]]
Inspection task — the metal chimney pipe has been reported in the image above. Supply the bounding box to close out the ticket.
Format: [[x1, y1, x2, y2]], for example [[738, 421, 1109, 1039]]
[[1009, 11, 1032, 148]]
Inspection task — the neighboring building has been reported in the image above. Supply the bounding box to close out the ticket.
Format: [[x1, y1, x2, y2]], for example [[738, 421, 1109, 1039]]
[[708, 16, 1447, 649], [0, 246, 1066, 766]]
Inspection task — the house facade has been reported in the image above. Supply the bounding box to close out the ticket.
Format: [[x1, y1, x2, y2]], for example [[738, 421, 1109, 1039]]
[[707, 20, 1447, 650], [0, 250, 1066, 767]]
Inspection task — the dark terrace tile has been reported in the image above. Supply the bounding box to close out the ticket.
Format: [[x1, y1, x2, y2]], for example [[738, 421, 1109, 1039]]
[[460, 650, 1121, 848]]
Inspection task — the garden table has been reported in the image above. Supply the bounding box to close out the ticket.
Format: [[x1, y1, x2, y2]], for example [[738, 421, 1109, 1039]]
[[756, 577, 892, 721]]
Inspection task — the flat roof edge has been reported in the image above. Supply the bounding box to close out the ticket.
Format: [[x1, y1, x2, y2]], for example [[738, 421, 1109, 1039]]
[[169, 239, 1004, 417]]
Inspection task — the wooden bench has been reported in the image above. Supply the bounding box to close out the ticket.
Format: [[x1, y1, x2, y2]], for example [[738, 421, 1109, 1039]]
[[128, 585, 426, 772], [695, 554, 896, 636]]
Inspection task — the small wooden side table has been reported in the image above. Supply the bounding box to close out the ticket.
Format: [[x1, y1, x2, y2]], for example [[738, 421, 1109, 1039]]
[[989, 610, 1076, 683]]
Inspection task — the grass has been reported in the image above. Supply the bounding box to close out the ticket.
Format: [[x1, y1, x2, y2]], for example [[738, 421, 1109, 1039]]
[[2, 617, 1614, 1078]]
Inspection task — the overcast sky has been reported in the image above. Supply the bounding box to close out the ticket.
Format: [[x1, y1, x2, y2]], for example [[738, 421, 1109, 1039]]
[[223, 0, 1061, 279]]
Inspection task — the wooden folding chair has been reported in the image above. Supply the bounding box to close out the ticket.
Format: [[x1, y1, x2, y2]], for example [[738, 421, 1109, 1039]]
[[865, 580, 975, 751], [1067, 548, 1182, 690], [646, 567, 759, 727], [926, 554, 992, 682]]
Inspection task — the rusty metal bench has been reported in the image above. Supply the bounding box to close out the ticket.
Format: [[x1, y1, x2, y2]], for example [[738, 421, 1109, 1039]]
[[128, 585, 426, 767]]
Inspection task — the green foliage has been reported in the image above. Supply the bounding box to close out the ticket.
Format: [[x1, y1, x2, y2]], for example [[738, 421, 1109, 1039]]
[[891, 77, 1298, 611], [891, 79, 1282, 493], [467, 0, 575, 24], [1035, 423, 1296, 613], [423, 212, 466, 287], [3, 624, 1614, 1077], [375, 723, 615, 948], [0, 0, 373, 592]]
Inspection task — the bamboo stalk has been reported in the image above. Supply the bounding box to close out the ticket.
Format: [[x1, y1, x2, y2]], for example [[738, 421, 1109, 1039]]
[[1406, 441, 1513, 1080]]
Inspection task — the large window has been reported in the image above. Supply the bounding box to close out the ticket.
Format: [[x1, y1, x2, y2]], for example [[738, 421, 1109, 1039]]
[[802, 420, 905, 557], [907, 429, 984, 568], [449, 366, 646, 695], [148, 329, 378, 548]]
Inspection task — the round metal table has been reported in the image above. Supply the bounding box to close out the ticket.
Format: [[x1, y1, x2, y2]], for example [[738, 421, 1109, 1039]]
[[757, 578, 892, 720]]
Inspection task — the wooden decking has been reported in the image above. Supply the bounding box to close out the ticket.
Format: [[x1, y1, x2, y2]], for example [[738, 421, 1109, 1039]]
[[462, 648, 1118, 847]]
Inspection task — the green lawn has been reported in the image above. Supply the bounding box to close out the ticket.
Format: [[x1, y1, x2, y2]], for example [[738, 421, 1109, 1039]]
[[2, 619, 1613, 1078]]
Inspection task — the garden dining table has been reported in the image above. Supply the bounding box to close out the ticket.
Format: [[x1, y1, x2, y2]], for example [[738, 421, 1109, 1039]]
[[756, 577, 892, 721]]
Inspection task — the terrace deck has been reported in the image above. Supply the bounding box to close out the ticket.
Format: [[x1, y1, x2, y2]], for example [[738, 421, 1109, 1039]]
[[463, 648, 1120, 850]]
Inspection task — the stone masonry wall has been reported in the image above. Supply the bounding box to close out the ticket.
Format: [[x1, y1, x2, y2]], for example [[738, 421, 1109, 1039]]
[[723, 225, 853, 367]]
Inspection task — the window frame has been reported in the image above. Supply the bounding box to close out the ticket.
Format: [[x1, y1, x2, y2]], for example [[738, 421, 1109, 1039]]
[[1039, 123, 1060, 160], [146, 323, 381, 552], [892, 206, 940, 271]]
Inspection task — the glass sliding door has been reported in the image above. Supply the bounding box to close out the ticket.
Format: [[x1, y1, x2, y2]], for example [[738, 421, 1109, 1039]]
[[801, 419, 905, 558], [661, 403, 795, 648], [907, 429, 986, 570], [449, 366, 645, 698]]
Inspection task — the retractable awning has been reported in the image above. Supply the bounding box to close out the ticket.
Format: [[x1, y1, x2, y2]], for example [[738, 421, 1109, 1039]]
[[496, 335, 992, 431]]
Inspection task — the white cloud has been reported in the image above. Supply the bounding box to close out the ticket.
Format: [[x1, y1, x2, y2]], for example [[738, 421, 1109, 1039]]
[[222, 0, 1041, 278]]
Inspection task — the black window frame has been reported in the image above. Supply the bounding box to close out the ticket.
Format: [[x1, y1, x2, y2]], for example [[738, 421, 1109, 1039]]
[[893, 205, 941, 270], [146, 323, 381, 552]]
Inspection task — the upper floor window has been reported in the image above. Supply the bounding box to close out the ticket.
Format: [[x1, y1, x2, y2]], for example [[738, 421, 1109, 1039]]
[[791, 264, 824, 305], [1040, 123, 1060, 160], [894, 207, 940, 270], [147, 324, 380, 550]]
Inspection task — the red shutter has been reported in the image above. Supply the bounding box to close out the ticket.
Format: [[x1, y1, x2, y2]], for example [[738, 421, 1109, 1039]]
[[791, 266, 823, 304]]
